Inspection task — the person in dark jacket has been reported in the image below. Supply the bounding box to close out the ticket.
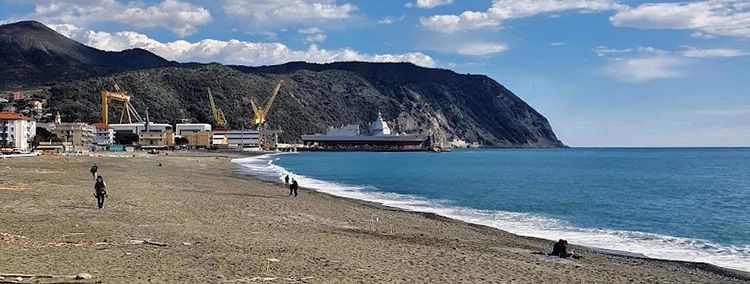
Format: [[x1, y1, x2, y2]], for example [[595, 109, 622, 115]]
[[94, 176, 107, 209], [289, 179, 298, 197], [549, 239, 578, 258], [90, 164, 98, 179], [285, 175, 290, 185]]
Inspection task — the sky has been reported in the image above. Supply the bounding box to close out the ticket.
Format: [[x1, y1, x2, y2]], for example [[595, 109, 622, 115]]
[[1, 0, 748, 147]]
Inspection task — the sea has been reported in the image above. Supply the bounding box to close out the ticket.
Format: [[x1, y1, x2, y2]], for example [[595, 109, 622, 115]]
[[233, 148, 750, 272]]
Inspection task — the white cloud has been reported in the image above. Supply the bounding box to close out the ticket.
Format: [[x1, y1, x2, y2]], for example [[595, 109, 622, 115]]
[[48, 24, 437, 68], [610, 0, 750, 38], [592, 46, 633, 56], [681, 47, 749, 58], [601, 55, 687, 82], [594, 45, 686, 82], [550, 41, 566, 46], [405, 0, 453, 9], [592, 46, 667, 57], [222, 0, 357, 29], [378, 15, 405, 25], [15, 0, 211, 37], [454, 42, 508, 56], [298, 27, 327, 44], [421, 0, 623, 33]]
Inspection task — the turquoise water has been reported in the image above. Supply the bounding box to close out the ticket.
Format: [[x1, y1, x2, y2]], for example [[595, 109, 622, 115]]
[[234, 148, 750, 271]]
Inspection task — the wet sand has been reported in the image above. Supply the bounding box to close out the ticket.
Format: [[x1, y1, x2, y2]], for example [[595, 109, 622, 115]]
[[1, 152, 748, 283]]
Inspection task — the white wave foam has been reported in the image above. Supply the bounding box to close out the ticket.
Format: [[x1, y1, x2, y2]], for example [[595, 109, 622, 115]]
[[232, 154, 750, 272]]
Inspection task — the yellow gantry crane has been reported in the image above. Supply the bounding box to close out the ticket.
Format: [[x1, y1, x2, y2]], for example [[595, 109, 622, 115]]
[[207, 87, 228, 129], [100, 84, 144, 127], [250, 80, 284, 128]]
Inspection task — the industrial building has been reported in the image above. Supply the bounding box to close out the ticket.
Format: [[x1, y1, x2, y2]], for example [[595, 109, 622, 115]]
[[0, 112, 36, 152], [212, 130, 260, 148], [175, 123, 211, 136], [138, 124, 175, 148], [109, 123, 172, 135], [181, 130, 212, 148]]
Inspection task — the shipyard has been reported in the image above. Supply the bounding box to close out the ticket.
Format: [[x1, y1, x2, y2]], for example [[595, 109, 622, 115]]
[[1, 81, 443, 157]]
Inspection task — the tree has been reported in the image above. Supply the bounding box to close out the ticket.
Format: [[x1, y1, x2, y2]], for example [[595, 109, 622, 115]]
[[114, 132, 139, 145], [33, 127, 62, 147], [175, 136, 189, 145]]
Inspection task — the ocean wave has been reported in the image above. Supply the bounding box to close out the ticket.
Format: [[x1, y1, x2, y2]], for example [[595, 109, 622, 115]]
[[232, 154, 750, 272]]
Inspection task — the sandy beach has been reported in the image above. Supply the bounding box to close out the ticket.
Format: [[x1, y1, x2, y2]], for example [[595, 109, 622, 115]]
[[1, 152, 748, 283]]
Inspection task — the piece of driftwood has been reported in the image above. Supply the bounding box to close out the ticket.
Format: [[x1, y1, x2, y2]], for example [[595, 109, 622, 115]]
[[143, 240, 168, 247]]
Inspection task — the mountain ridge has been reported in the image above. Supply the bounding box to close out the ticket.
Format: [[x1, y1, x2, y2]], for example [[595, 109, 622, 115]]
[[1, 20, 563, 147], [0, 20, 175, 88]]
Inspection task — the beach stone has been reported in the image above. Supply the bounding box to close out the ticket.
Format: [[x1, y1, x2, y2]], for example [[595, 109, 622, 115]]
[[267, 258, 280, 262], [182, 242, 192, 246], [75, 273, 93, 280]]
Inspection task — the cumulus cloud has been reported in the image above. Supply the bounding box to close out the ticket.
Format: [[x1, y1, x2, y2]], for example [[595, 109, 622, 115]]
[[405, 0, 453, 9], [421, 0, 623, 33], [48, 24, 437, 68], [681, 47, 749, 58], [610, 0, 750, 38], [14, 0, 211, 37], [222, 0, 357, 29]]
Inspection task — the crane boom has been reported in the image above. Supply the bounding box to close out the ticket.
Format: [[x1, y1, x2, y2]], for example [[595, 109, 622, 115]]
[[207, 87, 228, 128], [251, 80, 284, 126], [101, 89, 144, 127]]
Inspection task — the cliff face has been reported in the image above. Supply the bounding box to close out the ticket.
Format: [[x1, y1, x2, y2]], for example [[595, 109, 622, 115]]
[[0, 21, 174, 88], [1, 20, 563, 147], [47, 64, 563, 147]]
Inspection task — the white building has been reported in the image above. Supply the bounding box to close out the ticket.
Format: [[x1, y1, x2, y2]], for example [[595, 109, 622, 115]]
[[92, 123, 114, 149], [109, 123, 172, 135], [0, 112, 36, 152], [212, 130, 260, 148], [175, 123, 211, 136]]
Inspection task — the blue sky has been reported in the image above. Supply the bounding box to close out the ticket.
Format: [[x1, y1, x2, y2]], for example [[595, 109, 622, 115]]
[[2, 0, 749, 146]]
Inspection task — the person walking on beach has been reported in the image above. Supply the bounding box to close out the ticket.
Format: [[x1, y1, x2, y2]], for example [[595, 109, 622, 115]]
[[90, 163, 98, 179], [289, 179, 298, 197], [285, 175, 290, 185], [94, 176, 107, 209]]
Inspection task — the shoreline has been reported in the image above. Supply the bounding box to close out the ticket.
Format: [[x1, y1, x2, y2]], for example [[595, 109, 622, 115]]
[[233, 152, 750, 278], [236, 167, 750, 281], [1, 152, 748, 283]]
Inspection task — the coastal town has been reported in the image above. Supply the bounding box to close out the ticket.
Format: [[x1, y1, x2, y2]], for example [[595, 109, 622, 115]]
[[1, 84, 457, 157]]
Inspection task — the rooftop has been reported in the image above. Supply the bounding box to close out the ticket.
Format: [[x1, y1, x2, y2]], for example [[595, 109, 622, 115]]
[[0, 112, 34, 121]]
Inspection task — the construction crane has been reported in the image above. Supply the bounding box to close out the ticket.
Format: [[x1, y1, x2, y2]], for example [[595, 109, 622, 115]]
[[207, 87, 228, 129], [250, 80, 284, 128], [100, 84, 144, 128]]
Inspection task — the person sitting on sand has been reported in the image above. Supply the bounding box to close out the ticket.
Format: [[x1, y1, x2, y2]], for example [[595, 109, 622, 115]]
[[94, 176, 107, 209], [549, 239, 579, 258], [90, 163, 98, 179]]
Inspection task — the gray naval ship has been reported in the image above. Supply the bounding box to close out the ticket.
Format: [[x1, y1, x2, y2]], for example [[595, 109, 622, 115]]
[[301, 111, 428, 151]]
